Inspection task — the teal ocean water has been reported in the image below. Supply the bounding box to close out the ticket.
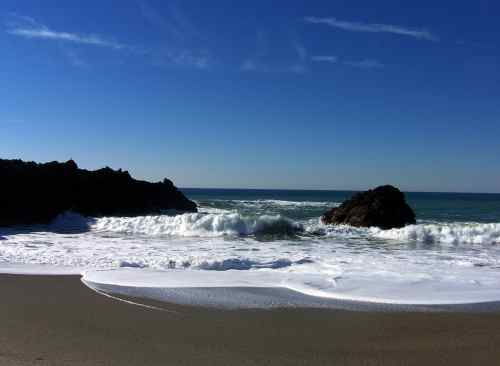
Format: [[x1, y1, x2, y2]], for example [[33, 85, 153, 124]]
[[185, 188, 500, 223]]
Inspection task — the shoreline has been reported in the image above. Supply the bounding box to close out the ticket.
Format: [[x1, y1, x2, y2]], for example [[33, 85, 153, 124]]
[[2, 274, 500, 365], [84, 279, 500, 312], [3, 263, 500, 311]]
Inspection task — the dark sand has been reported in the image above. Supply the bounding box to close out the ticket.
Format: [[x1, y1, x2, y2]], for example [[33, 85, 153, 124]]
[[1, 274, 500, 366]]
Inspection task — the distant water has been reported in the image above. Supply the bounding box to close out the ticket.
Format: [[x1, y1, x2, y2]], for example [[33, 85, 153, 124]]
[[185, 188, 500, 223], [1, 188, 500, 307]]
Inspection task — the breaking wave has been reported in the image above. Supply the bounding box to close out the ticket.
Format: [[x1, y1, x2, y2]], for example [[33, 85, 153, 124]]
[[303, 218, 500, 245], [371, 222, 500, 245], [53, 212, 303, 238], [50, 212, 500, 245]]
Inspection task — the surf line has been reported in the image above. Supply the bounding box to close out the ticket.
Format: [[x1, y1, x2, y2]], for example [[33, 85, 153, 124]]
[[81, 279, 182, 315]]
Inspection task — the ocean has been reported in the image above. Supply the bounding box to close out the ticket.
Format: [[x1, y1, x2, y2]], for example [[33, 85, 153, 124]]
[[1, 188, 500, 308]]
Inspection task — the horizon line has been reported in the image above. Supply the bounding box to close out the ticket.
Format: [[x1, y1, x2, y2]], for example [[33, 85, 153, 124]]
[[180, 186, 500, 195]]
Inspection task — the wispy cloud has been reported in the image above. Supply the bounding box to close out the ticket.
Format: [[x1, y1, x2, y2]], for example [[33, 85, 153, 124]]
[[9, 28, 126, 49], [343, 59, 384, 69], [5, 15, 126, 49], [290, 42, 308, 73], [304, 17, 438, 41], [5, 12, 211, 69], [137, 1, 210, 69], [311, 55, 338, 63], [311, 55, 382, 70]]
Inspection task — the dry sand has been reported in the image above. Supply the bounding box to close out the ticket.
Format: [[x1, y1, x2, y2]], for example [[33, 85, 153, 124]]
[[1, 273, 500, 365]]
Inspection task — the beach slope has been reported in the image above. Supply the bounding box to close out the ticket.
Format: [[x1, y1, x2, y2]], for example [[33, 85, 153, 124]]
[[1, 274, 500, 366]]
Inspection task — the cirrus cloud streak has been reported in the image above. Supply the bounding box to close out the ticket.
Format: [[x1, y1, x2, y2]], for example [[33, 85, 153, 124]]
[[304, 16, 438, 41], [6, 16, 126, 50]]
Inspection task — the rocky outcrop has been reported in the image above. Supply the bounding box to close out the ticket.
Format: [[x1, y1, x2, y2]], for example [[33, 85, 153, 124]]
[[321, 185, 416, 229], [0, 158, 197, 226]]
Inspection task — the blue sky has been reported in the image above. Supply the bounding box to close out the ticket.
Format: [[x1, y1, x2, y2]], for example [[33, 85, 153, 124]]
[[1, 0, 499, 192]]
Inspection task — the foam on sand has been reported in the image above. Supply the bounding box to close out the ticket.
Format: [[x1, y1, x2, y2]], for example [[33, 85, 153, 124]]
[[81, 265, 500, 309]]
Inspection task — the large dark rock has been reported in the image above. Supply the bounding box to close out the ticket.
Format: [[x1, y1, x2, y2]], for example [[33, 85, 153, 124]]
[[321, 185, 416, 229], [0, 158, 197, 226]]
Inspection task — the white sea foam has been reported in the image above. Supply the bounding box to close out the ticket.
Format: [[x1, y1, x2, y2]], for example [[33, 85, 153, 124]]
[[196, 258, 294, 270], [371, 222, 500, 245], [81, 266, 500, 307], [87, 213, 302, 237], [2, 207, 500, 307], [304, 219, 370, 238], [198, 207, 236, 214], [48, 210, 500, 245], [213, 199, 338, 209]]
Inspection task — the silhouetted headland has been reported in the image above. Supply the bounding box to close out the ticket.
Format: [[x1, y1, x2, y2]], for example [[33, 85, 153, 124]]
[[0, 158, 197, 226]]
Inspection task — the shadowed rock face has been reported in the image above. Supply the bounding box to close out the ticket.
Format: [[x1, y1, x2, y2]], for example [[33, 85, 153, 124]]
[[0, 159, 197, 226], [321, 185, 416, 230]]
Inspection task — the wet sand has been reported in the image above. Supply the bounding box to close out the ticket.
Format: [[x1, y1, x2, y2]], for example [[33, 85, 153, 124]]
[[1, 273, 500, 365]]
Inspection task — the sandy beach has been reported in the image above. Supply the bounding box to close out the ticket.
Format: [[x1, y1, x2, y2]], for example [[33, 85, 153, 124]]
[[1, 274, 499, 366]]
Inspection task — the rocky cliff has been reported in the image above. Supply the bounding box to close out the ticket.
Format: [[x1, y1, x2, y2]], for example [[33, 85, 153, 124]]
[[0, 158, 197, 226]]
